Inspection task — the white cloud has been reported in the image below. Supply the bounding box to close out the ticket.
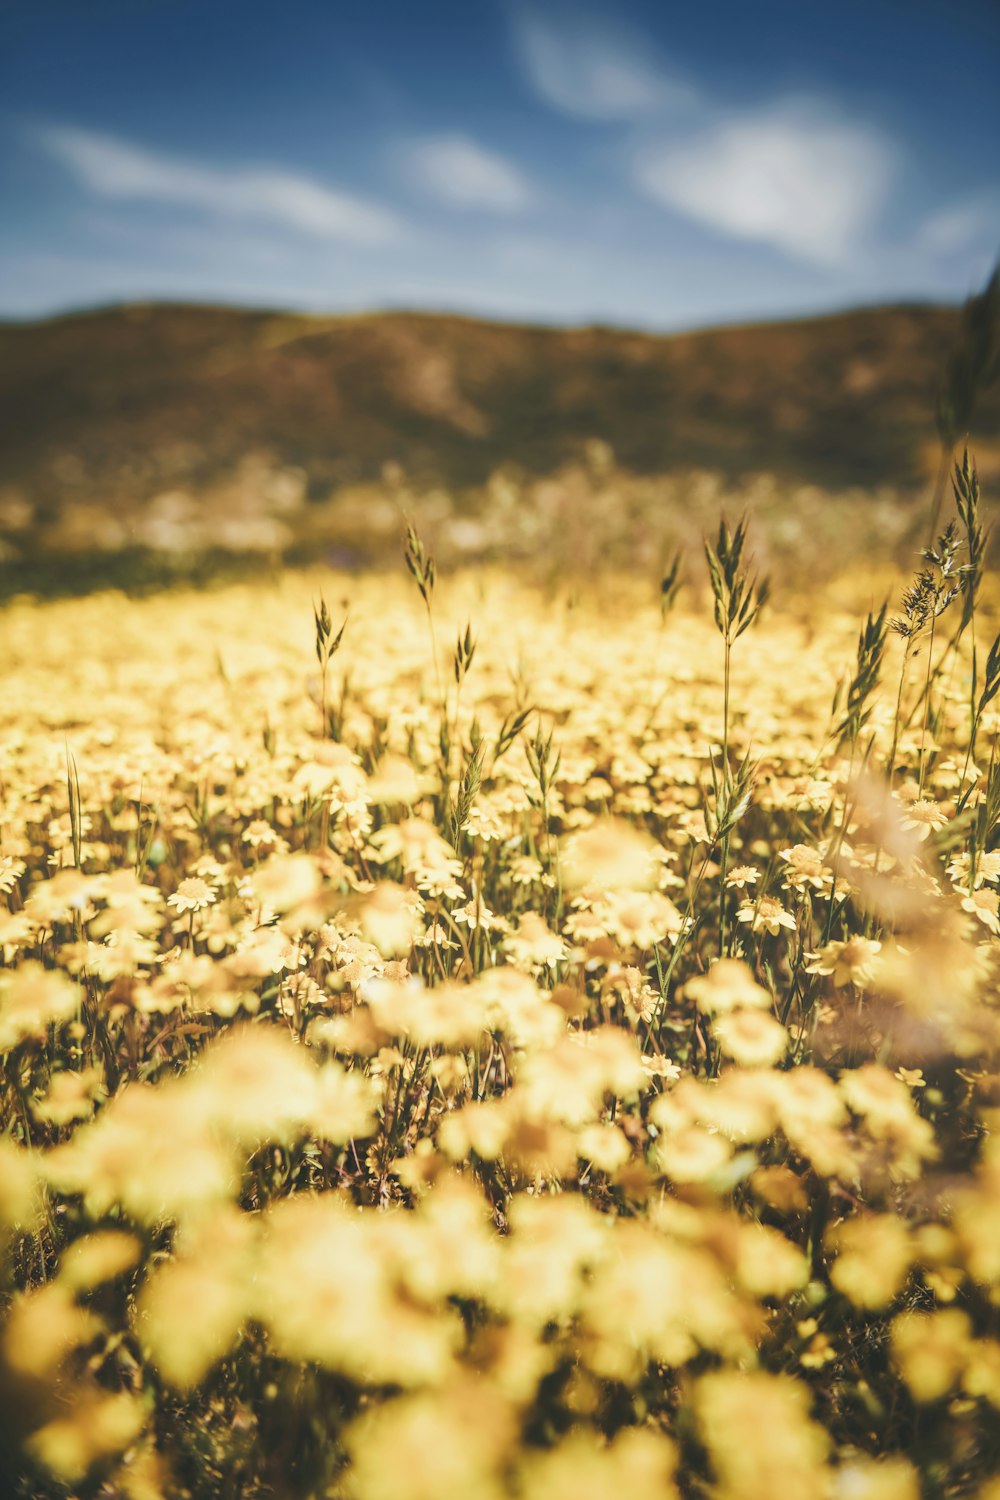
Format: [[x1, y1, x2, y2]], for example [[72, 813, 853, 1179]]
[[633, 105, 895, 267], [514, 10, 696, 121], [917, 192, 1000, 258], [405, 135, 534, 213], [37, 125, 402, 245]]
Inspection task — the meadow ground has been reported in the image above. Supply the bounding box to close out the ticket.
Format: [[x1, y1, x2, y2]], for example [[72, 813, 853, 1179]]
[[0, 491, 999, 1499]]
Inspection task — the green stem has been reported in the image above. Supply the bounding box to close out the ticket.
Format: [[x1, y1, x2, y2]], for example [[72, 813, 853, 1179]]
[[917, 612, 938, 797], [887, 638, 912, 788], [718, 637, 732, 958]]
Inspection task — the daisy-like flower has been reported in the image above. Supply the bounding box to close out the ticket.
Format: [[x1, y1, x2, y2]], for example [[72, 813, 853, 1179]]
[[413, 918, 459, 952], [603, 888, 682, 950], [676, 809, 710, 845], [507, 854, 551, 888], [451, 897, 505, 933], [276, 973, 326, 1020], [779, 844, 831, 893], [562, 819, 658, 891], [0, 856, 26, 895], [686, 958, 772, 1015], [712, 1008, 789, 1067], [948, 850, 1000, 889], [32, 1065, 105, 1126], [503, 913, 566, 972], [463, 801, 506, 842], [605, 964, 659, 1022], [805, 936, 882, 988], [640, 1053, 682, 1082], [582, 775, 614, 803], [899, 798, 949, 841], [0, 909, 34, 960], [167, 877, 217, 915], [961, 887, 1000, 935], [417, 869, 466, 902], [655, 1124, 733, 1183], [737, 895, 796, 936], [92, 930, 160, 980], [242, 819, 288, 855], [725, 865, 760, 890], [0, 962, 80, 1050], [933, 756, 980, 792], [895, 1067, 926, 1089], [793, 776, 835, 812]]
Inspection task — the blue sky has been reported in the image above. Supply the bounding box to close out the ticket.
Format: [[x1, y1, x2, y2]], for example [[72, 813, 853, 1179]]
[[2, 0, 998, 329]]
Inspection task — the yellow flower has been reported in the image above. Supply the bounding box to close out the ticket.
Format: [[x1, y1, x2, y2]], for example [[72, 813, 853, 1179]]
[[779, 844, 831, 892], [518, 1428, 678, 1500], [894, 1066, 925, 1089], [562, 819, 658, 891], [829, 1214, 914, 1308], [33, 1066, 105, 1126], [0, 963, 80, 1051], [26, 1392, 146, 1483], [138, 1209, 255, 1389], [686, 959, 772, 1014], [737, 894, 796, 936], [640, 1052, 682, 1082], [59, 1229, 141, 1291], [654, 1124, 733, 1183], [676, 808, 711, 844], [891, 1308, 972, 1402], [345, 1381, 515, 1500], [503, 912, 566, 971], [899, 798, 948, 841], [694, 1370, 829, 1500], [355, 882, 421, 957], [974, 850, 1000, 885], [241, 819, 287, 854], [510, 855, 552, 889], [833, 1459, 920, 1500], [799, 1332, 836, 1369], [167, 877, 216, 915], [602, 888, 682, 950], [0, 1138, 40, 1229], [576, 1123, 632, 1174], [0, 855, 26, 894], [712, 1009, 788, 1067], [961, 887, 1000, 934], [451, 896, 505, 933], [604, 964, 658, 1022], [805, 936, 882, 987]]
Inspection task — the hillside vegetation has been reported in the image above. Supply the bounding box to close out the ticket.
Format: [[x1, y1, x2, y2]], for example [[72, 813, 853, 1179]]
[[1, 300, 999, 593]]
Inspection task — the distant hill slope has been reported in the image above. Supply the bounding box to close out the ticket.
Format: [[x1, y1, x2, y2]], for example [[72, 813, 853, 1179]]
[[2, 301, 998, 523]]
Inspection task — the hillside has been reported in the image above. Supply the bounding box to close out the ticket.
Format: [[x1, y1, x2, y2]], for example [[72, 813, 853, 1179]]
[[0, 299, 998, 590]]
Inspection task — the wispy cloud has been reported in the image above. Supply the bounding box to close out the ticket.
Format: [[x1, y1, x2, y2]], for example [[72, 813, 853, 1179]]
[[916, 192, 1000, 259], [512, 11, 909, 274], [404, 135, 535, 213], [513, 9, 697, 121], [36, 125, 402, 246], [633, 105, 895, 267]]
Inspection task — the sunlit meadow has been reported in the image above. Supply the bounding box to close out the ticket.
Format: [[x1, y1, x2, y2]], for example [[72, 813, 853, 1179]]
[[1, 454, 999, 1499]]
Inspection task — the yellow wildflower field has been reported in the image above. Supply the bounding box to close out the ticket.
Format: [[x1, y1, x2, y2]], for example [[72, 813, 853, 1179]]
[[0, 489, 998, 1499]]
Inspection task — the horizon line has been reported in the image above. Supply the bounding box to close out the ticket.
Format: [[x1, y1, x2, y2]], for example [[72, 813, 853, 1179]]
[[0, 290, 962, 343]]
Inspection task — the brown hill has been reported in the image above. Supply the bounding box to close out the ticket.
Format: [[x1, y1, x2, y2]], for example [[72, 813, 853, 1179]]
[[0, 300, 998, 591], [5, 299, 1000, 495]]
